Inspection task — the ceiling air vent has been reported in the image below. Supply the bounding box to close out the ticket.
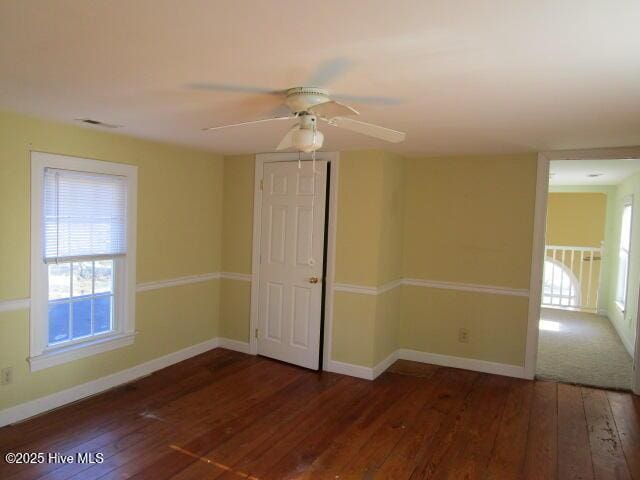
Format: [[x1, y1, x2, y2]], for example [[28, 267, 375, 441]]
[[75, 118, 121, 128]]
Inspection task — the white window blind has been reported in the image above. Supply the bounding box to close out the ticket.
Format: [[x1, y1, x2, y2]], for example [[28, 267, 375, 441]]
[[43, 168, 127, 263]]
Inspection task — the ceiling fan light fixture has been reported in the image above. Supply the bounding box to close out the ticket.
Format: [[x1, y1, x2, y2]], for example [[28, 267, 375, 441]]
[[292, 128, 324, 153]]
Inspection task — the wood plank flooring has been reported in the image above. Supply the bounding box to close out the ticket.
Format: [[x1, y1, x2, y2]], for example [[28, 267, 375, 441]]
[[1, 349, 639, 479]]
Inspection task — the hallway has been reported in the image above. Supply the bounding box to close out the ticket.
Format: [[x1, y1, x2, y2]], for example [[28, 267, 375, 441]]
[[537, 308, 633, 390]]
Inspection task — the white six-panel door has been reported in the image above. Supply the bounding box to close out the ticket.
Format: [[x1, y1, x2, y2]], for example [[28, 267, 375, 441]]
[[257, 160, 327, 369]]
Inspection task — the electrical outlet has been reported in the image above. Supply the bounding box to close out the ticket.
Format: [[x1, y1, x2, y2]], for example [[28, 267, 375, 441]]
[[1, 367, 13, 386], [458, 328, 469, 343]]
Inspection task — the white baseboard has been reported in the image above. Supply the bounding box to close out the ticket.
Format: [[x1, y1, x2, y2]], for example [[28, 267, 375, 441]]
[[326, 348, 526, 382], [0, 337, 221, 428], [327, 350, 399, 381], [326, 359, 376, 380], [218, 338, 251, 354], [397, 349, 526, 379], [372, 350, 400, 379]]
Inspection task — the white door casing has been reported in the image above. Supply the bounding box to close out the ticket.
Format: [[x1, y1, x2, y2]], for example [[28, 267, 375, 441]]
[[257, 160, 327, 369]]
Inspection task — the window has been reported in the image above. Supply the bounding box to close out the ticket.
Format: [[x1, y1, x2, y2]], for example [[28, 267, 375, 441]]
[[30, 152, 137, 371], [616, 197, 633, 311], [542, 258, 580, 307], [47, 260, 115, 344]]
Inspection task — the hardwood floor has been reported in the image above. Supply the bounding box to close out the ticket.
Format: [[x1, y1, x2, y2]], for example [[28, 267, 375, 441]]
[[1, 349, 639, 479]]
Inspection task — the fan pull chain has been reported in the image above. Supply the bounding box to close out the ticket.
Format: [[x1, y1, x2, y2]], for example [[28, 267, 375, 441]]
[[307, 126, 318, 267]]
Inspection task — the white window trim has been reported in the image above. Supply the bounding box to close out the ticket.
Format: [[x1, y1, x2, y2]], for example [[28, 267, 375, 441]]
[[615, 195, 633, 313], [29, 151, 138, 372]]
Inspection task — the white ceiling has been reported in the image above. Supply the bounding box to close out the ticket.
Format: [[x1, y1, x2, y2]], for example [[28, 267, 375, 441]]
[[550, 159, 640, 185], [1, 0, 640, 156]]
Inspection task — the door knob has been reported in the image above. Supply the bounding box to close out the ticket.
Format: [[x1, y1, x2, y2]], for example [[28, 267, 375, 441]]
[[309, 277, 319, 284]]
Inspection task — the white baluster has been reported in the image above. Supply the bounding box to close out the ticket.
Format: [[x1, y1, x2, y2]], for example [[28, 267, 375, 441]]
[[551, 248, 557, 305], [560, 249, 566, 305], [570, 249, 575, 305], [587, 249, 594, 308], [578, 250, 584, 308]]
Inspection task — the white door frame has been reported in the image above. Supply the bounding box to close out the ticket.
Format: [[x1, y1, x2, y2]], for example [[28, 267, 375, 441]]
[[250, 152, 339, 370], [525, 146, 640, 394]]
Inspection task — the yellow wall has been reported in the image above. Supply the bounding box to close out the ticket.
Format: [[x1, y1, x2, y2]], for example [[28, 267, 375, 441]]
[[219, 155, 254, 342], [377, 152, 405, 285], [546, 192, 607, 247], [333, 151, 405, 365], [217, 151, 407, 366], [331, 151, 385, 366], [0, 107, 543, 414], [400, 286, 529, 365], [332, 292, 377, 366], [372, 153, 404, 363], [0, 110, 223, 410], [373, 288, 401, 364], [400, 154, 538, 366], [217, 151, 539, 369], [334, 151, 387, 286], [220, 279, 251, 342], [222, 155, 254, 275], [403, 155, 537, 289]]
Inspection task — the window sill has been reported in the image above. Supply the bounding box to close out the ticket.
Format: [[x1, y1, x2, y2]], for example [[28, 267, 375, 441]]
[[29, 332, 136, 372]]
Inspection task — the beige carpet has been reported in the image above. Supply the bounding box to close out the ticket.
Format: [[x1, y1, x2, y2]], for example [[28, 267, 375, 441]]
[[536, 308, 633, 390]]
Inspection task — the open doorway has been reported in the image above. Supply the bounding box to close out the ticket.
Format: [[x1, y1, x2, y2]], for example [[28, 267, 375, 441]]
[[536, 158, 640, 390]]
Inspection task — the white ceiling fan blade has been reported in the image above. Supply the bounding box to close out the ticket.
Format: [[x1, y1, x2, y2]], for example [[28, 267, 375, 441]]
[[189, 83, 284, 95], [309, 100, 359, 120], [276, 124, 299, 150], [325, 117, 406, 143], [331, 93, 402, 106], [202, 116, 294, 131]]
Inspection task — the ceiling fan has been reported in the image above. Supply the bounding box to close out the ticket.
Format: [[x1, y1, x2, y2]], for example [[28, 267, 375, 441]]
[[196, 59, 406, 152]]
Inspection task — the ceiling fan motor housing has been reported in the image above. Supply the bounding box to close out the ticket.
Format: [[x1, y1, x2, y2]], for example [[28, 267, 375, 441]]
[[285, 87, 330, 113]]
